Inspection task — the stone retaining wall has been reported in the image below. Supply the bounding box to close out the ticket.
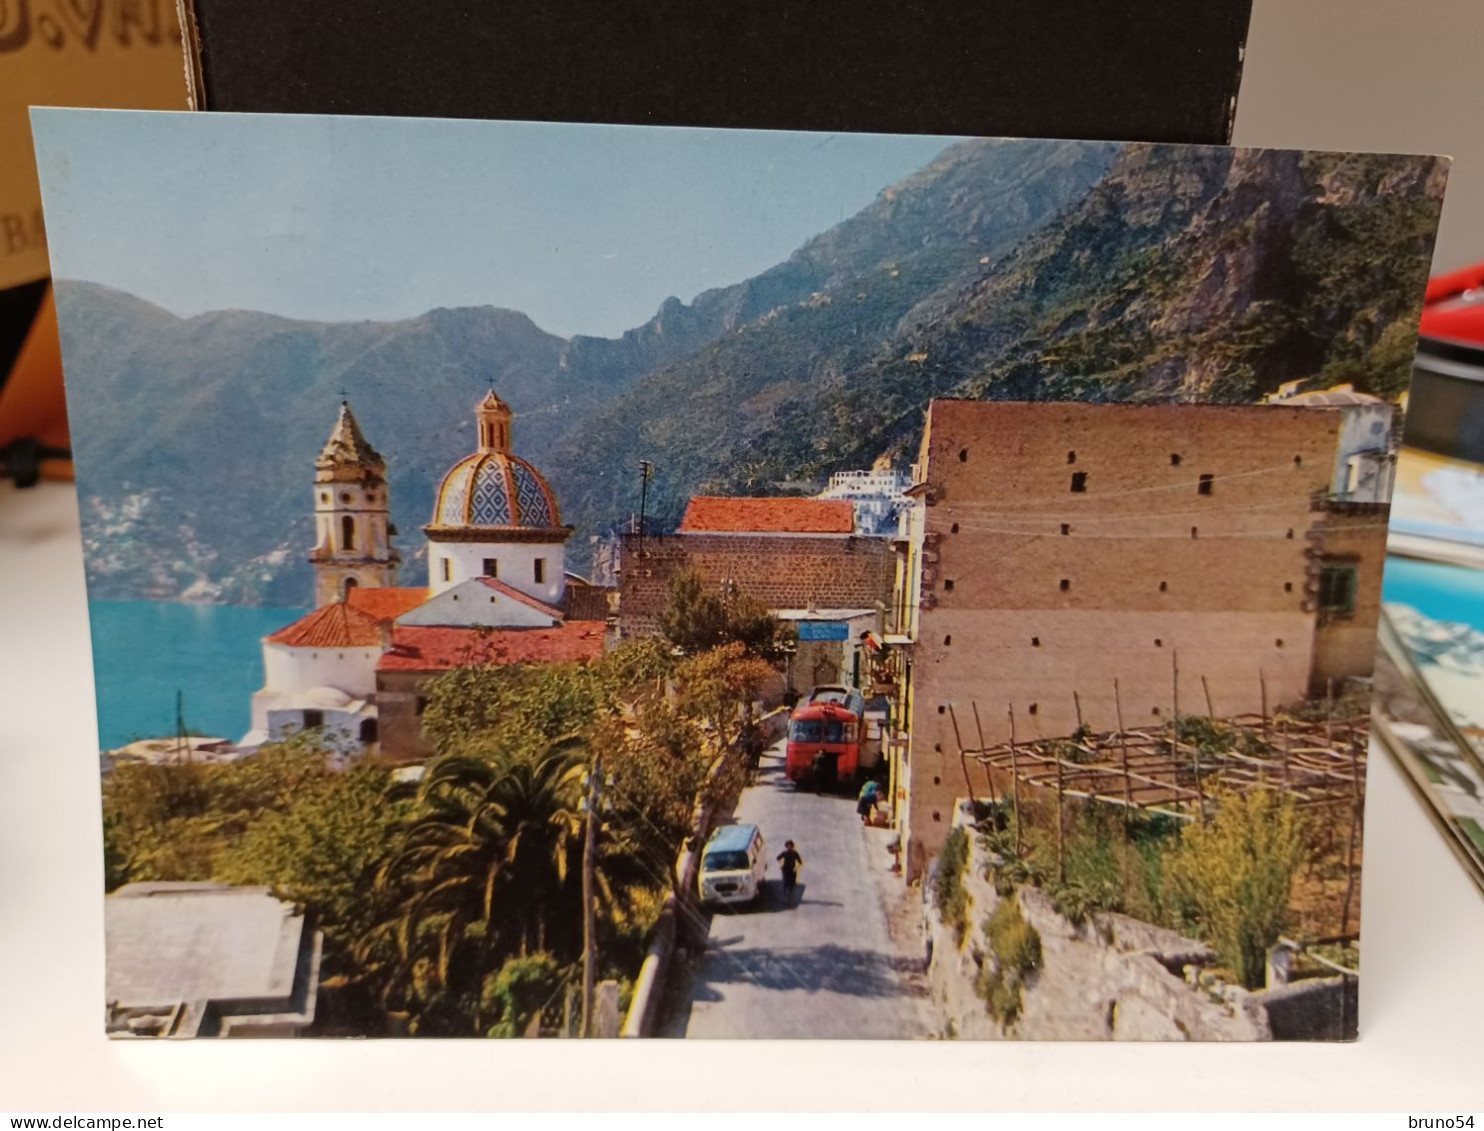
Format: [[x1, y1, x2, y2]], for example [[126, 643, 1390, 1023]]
[[924, 804, 1269, 1041]]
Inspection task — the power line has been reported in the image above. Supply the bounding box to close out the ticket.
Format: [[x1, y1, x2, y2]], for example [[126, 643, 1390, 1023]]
[[938, 459, 1322, 511], [941, 494, 1331, 524], [936, 520, 1386, 542]]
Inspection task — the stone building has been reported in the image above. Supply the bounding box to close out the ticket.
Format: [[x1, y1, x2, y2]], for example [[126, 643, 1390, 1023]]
[[616, 495, 894, 641], [888, 399, 1390, 879], [815, 466, 911, 536], [778, 607, 881, 695], [106, 883, 322, 1038], [309, 400, 400, 607]]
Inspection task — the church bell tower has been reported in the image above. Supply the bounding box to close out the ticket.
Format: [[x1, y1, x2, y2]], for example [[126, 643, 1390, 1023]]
[[310, 400, 400, 607]]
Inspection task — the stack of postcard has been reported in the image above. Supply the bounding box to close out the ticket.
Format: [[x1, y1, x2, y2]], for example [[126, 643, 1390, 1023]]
[[1375, 562, 1484, 895], [1373, 326, 1484, 892], [1379, 427, 1484, 893], [1389, 430, 1484, 570]]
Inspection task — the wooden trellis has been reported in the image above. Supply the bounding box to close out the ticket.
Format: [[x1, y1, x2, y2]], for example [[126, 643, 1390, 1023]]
[[946, 660, 1369, 935], [956, 707, 1368, 820]]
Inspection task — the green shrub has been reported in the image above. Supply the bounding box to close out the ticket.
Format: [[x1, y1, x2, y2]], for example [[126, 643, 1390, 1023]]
[[991, 850, 1047, 898], [1174, 716, 1237, 756], [987, 895, 1043, 975], [979, 804, 1049, 896], [934, 826, 971, 939], [1047, 880, 1099, 926], [976, 965, 1024, 1026], [1164, 790, 1308, 989], [976, 893, 1042, 1027], [481, 953, 565, 1038]]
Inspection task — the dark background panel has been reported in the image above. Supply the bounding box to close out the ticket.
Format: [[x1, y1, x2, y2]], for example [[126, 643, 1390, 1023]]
[[185, 0, 1251, 143]]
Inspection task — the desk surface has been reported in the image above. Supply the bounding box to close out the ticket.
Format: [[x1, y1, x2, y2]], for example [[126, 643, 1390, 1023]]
[[2, 481, 1480, 1112]]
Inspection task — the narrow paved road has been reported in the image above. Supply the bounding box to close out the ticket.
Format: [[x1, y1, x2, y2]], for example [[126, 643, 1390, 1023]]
[[666, 740, 937, 1039]]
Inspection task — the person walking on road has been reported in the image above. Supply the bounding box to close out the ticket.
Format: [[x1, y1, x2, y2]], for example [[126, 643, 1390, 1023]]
[[857, 778, 882, 825], [777, 840, 803, 904]]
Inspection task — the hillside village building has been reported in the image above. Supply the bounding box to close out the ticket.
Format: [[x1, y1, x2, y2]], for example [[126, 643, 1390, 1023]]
[[1268, 385, 1397, 505], [815, 465, 911, 536], [886, 399, 1393, 879], [244, 392, 607, 762], [617, 494, 892, 693]]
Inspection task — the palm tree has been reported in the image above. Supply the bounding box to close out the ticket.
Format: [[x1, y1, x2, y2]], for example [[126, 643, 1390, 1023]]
[[355, 736, 587, 1033]]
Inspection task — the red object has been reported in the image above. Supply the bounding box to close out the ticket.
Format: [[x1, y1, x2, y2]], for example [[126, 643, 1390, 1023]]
[[378, 621, 605, 672], [345, 586, 431, 622], [1420, 261, 1484, 346], [267, 601, 386, 647], [785, 700, 865, 785], [678, 496, 855, 535]]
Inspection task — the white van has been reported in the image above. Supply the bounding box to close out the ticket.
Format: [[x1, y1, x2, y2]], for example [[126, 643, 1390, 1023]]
[[698, 822, 767, 906]]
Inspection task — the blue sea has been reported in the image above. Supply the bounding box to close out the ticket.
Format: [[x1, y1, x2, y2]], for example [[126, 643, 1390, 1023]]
[[1382, 555, 1484, 633], [88, 602, 308, 750], [83, 561, 1477, 751]]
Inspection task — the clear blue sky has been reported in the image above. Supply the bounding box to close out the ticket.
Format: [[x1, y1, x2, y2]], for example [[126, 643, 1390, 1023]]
[[32, 110, 960, 339]]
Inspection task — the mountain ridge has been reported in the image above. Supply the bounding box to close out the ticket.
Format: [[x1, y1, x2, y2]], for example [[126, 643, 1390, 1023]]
[[56, 140, 1445, 606]]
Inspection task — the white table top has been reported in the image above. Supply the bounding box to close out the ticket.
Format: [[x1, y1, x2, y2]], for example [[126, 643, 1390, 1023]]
[[2, 480, 1480, 1111]]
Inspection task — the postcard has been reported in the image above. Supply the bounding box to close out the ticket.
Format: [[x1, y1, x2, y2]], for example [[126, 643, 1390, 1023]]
[[32, 110, 1446, 1040], [1375, 557, 1484, 894], [1388, 447, 1484, 568]]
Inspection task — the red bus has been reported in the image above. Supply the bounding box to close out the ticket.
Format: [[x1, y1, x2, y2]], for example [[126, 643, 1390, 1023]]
[[785, 695, 866, 787]]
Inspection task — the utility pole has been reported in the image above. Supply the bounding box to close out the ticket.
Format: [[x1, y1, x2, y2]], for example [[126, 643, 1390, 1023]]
[[637, 461, 654, 545], [581, 753, 603, 1038], [175, 689, 187, 761]]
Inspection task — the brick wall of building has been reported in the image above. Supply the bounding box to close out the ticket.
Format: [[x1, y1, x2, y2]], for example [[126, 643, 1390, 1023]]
[[616, 532, 893, 637], [375, 670, 433, 763], [900, 400, 1352, 878], [1308, 505, 1389, 694], [565, 578, 617, 623]]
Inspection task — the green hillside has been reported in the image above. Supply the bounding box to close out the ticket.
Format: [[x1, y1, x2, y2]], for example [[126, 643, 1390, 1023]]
[[549, 145, 1445, 536], [57, 141, 1444, 605], [58, 138, 1112, 602]]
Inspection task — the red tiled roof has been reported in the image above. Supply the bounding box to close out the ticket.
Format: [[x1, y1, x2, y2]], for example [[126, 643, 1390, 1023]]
[[377, 622, 606, 673], [347, 586, 430, 623], [473, 576, 565, 620], [678, 496, 855, 535], [267, 601, 386, 648]]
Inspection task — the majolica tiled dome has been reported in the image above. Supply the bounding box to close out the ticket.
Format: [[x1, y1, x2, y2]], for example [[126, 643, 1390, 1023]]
[[428, 391, 562, 530], [433, 451, 560, 528]]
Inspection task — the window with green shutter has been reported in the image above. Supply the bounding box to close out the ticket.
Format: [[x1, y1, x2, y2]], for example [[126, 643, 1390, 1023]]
[[1318, 565, 1358, 615]]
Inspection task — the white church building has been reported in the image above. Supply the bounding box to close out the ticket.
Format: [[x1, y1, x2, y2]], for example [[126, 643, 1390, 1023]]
[[242, 390, 604, 761]]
